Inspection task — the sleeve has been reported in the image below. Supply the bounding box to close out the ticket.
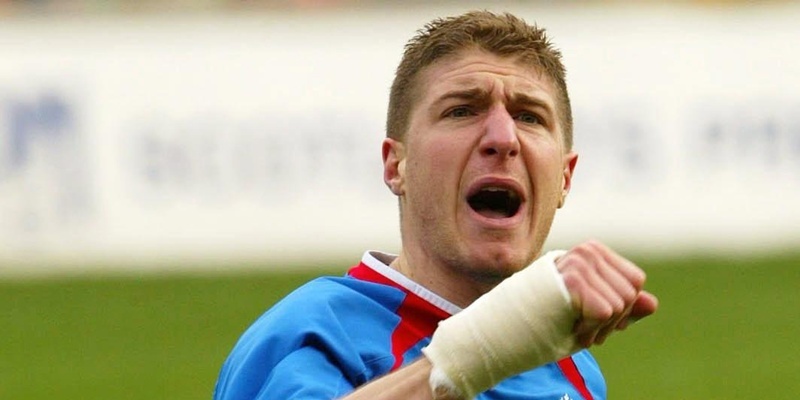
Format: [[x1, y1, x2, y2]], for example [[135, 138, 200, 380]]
[[255, 346, 355, 399], [215, 341, 360, 400], [214, 278, 394, 400]]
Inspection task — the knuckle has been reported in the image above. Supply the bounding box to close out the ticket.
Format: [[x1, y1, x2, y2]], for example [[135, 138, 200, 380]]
[[569, 243, 591, 261], [621, 286, 638, 304], [560, 254, 590, 275], [584, 239, 610, 256], [611, 297, 626, 314], [569, 253, 597, 273], [631, 269, 647, 289], [584, 239, 603, 249], [591, 303, 614, 321], [572, 242, 595, 258], [561, 272, 585, 296]]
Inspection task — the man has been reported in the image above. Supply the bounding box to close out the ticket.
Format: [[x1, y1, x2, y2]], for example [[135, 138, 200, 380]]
[[214, 10, 658, 400]]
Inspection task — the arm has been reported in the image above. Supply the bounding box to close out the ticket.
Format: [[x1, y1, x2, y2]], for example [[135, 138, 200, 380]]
[[342, 241, 658, 400], [340, 357, 438, 400], [559, 240, 659, 347]]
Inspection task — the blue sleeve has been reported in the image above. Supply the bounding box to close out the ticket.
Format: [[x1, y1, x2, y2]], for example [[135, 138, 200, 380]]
[[255, 347, 355, 399], [214, 321, 361, 400], [214, 277, 401, 400]]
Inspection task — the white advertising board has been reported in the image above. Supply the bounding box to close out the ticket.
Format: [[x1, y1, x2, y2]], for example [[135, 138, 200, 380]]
[[1, 4, 799, 274]]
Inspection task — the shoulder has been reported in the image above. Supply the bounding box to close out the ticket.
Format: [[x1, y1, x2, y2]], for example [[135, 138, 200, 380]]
[[214, 274, 407, 398], [265, 275, 408, 329], [223, 274, 407, 366]]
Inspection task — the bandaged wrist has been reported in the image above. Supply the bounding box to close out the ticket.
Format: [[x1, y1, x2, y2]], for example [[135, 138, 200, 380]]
[[422, 250, 579, 399]]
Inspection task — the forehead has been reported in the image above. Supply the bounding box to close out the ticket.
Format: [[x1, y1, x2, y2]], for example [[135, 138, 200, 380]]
[[415, 49, 558, 107]]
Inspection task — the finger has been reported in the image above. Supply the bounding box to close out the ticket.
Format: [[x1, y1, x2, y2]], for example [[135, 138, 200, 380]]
[[578, 258, 634, 323], [592, 264, 641, 339], [570, 285, 609, 347], [595, 258, 640, 307], [615, 310, 634, 331], [629, 291, 659, 321], [571, 281, 620, 347], [587, 240, 647, 291], [567, 241, 646, 295], [596, 301, 635, 344], [615, 291, 659, 330], [595, 294, 639, 344], [576, 268, 640, 345]]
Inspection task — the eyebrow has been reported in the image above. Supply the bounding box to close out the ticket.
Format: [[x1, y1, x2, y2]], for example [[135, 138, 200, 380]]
[[432, 86, 555, 118], [432, 87, 490, 107], [509, 92, 553, 113]]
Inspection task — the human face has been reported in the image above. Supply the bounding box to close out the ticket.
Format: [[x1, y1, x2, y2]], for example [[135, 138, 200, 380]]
[[383, 49, 578, 283]]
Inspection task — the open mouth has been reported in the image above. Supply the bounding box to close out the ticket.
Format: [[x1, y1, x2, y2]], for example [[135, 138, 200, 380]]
[[467, 186, 522, 219]]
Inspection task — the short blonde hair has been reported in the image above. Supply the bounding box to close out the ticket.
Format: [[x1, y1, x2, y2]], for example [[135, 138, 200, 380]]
[[387, 10, 573, 149]]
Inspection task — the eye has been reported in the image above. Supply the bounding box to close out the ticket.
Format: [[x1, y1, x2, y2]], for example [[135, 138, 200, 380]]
[[445, 106, 475, 119], [515, 112, 541, 125]]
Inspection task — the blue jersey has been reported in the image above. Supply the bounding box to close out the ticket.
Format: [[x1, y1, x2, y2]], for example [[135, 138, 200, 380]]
[[214, 251, 606, 400]]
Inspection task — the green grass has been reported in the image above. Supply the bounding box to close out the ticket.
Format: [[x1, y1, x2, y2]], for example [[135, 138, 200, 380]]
[[1, 253, 798, 400], [593, 252, 800, 400], [0, 268, 339, 400]]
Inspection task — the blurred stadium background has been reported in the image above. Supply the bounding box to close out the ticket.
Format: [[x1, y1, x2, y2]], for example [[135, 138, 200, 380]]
[[1, 0, 798, 399]]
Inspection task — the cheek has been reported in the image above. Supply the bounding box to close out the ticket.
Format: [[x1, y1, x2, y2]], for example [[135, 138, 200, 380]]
[[524, 145, 566, 198], [409, 138, 462, 181], [405, 141, 465, 207], [407, 155, 449, 197]]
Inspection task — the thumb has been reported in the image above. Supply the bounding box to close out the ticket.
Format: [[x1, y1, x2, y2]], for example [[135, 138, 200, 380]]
[[617, 291, 658, 331], [631, 291, 659, 320]]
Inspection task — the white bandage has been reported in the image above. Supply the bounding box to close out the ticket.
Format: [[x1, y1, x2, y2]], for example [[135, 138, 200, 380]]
[[422, 250, 579, 399]]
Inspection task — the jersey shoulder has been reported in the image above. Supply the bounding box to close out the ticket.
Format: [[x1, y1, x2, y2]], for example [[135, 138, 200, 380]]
[[215, 275, 407, 399], [262, 275, 407, 336]]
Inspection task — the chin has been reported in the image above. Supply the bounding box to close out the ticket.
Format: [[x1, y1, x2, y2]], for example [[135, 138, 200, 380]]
[[466, 249, 529, 282]]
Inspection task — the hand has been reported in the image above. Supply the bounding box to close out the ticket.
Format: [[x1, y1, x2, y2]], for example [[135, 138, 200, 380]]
[[556, 241, 659, 347]]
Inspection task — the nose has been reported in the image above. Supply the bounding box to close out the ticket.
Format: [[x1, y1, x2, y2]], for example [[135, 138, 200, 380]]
[[480, 106, 520, 158]]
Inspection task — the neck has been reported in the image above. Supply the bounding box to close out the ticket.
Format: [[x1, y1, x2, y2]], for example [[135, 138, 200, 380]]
[[389, 249, 497, 309]]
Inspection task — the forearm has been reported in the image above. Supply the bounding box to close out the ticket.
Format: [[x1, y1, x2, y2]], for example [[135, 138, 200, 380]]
[[342, 245, 657, 400], [339, 357, 445, 400], [343, 251, 574, 400]]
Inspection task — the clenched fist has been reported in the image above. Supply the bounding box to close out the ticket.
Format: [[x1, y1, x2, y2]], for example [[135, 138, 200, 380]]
[[557, 240, 659, 347]]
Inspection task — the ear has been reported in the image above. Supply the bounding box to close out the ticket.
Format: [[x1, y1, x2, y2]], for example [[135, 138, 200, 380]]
[[558, 151, 578, 208], [382, 138, 406, 196]]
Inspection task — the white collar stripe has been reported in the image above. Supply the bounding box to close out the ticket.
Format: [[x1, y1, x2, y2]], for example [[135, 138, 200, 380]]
[[361, 251, 462, 316]]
